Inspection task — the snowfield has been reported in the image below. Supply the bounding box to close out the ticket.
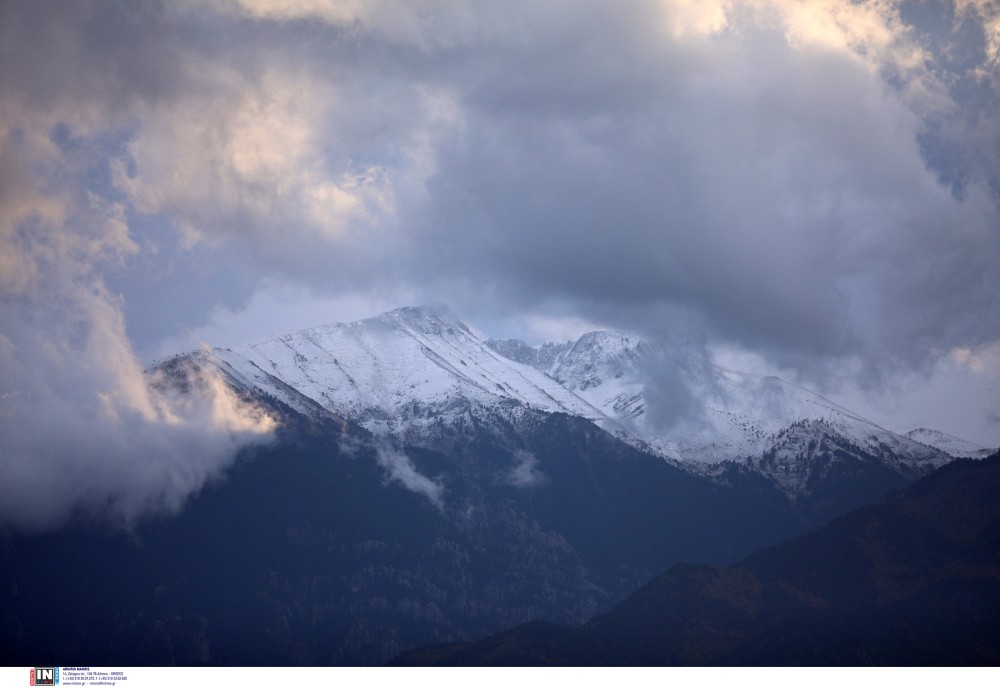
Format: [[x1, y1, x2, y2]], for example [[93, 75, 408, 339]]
[[156, 304, 969, 497]]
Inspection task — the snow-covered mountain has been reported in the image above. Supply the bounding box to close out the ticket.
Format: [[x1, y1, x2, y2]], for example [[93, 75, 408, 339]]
[[487, 330, 953, 481], [169, 305, 635, 450], [155, 304, 967, 499], [904, 428, 993, 459], [25, 305, 987, 667]]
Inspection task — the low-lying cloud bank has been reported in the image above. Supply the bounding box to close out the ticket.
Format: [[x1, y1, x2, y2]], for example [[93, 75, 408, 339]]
[[0, 98, 275, 532], [0, 299, 276, 531]]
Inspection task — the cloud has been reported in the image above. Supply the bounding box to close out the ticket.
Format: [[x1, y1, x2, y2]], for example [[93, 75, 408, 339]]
[[106, 51, 459, 293], [504, 450, 546, 488], [956, 0, 1000, 72], [152, 282, 413, 358], [0, 276, 276, 532], [403, 1, 1000, 376], [638, 346, 716, 433], [3, 0, 1000, 520], [11, 0, 997, 378], [196, 0, 476, 49], [0, 122, 276, 531], [112, 66, 392, 248], [0, 4, 277, 532], [373, 443, 444, 508]]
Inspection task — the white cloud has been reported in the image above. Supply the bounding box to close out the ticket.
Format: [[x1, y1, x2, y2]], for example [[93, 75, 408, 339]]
[[957, 0, 1000, 71], [505, 450, 546, 488], [194, 0, 476, 49], [113, 67, 392, 250], [153, 282, 414, 357], [374, 443, 444, 508], [0, 271, 277, 532], [0, 44, 277, 532], [660, 0, 732, 39], [516, 313, 611, 347], [951, 340, 1000, 377]]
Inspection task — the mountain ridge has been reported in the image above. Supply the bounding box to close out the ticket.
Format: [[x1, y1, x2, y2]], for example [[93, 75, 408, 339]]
[[153, 304, 969, 503], [3, 304, 988, 666], [391, 451, 1000, 666]]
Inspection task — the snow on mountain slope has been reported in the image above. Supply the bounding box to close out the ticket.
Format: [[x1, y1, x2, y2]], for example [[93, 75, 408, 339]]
[[489, 332, 652, 425], [205, 305, 631, 446], [904, 428, 994, 459], [488, 332, 951, 476], [680, 369, 947, 473], [153, 305, 958, 498]]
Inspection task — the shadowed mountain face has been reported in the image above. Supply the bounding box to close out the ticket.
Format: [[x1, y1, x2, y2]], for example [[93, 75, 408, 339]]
[[0, 400, 808, 666], [148, 305, 960, 539], [172, 305, 954, 502], [0, 306, 986, 666], [392, 451, 1000, 666]]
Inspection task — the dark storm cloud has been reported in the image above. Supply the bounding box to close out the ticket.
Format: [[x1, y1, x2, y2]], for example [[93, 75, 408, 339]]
[[387, 1, 998, 380], [26, 0, 990, 377], [0, 0, 195, 124]]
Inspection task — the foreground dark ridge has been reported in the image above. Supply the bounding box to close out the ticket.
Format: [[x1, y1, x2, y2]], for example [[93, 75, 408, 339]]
[[392, 450, 1000, 666]]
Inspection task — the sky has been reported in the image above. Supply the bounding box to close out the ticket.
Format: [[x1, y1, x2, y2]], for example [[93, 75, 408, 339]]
[[2, 0, 1000, 529]]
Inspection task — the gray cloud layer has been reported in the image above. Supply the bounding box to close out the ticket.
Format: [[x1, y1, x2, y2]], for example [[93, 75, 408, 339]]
[[2, 1, 1000, 528], [412, 2, 1000, 370]]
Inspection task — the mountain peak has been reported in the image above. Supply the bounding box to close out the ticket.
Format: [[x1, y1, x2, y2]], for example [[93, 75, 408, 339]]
[[387, 302, 461, 324], [208, 302, 614, 445], [361, 303, 470, 335], [486, 330, 645, 376], [904, 427, 992, 458], [573, 330, 640, 348], [157, 304, 968, 491]]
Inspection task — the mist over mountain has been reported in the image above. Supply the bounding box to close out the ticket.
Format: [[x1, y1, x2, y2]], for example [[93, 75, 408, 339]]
[[903, 427, 993, 459], [2, 305, 991, 666], [189, 304, 959, 477], [5, 0, 1000, 670], [179, 304, 959, 505]]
